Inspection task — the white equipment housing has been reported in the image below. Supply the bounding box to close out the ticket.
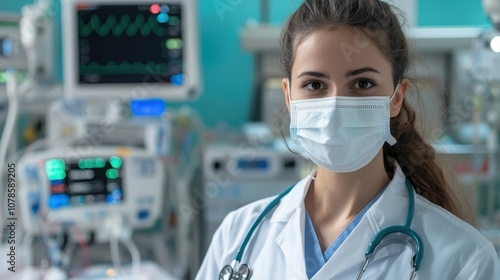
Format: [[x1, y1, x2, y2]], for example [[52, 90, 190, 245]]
[[46, 99, 172, 155], [201, 144, 304, 257]]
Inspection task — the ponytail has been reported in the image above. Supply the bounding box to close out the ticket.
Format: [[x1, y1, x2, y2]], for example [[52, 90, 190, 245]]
[[384, 100, 464, 219]]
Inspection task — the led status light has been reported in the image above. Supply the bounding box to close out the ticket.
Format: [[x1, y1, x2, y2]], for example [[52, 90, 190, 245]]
[[106, 169, 119, 179], [157, 13, 169, 24], [45, 159, 66, 181], [166, 38, 183, 49], [110, 156, 123, 169], [170, 74, 183, 85], [1, 38, 13, 57], [160, 4, 170, 13], [48, 194, 70, 209], [168, 16, 180, 26], [149, 4, 160, 14], [491, 36, 500, 53]]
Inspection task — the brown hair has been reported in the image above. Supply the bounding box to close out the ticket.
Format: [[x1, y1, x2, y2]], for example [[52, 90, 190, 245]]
[[280, 0, 464, 219]]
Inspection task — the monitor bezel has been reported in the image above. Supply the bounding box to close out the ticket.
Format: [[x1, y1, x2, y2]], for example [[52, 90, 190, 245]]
[[62, 0, 200, 101]]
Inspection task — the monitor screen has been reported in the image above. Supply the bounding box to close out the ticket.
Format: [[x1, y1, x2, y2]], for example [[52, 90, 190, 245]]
[[63, 0, 198, 100], [77, 3, 183, 85], [45, 156, 124, 209]]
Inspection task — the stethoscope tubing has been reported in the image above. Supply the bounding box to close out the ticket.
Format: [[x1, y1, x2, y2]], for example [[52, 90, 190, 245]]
[[234, 183, 296, 263], [222, 177, 424, 280]]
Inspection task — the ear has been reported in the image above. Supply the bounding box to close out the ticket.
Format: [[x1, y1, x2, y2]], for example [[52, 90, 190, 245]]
[[282, 78, 291, 112], [390, 78, 408, 118]]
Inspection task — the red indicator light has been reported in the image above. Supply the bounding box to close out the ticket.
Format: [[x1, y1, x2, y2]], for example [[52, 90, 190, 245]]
[[76, 3, 90, 11], [51, 184, 66, 193], [149, 4, 160, 14]]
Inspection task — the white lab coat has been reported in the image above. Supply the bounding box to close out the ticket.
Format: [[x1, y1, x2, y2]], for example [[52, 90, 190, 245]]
[[196, 163, 499, 279]]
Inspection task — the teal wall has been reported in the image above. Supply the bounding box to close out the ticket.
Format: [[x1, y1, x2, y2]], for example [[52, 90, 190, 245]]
[[418, 0, 489, 26], [0, 0, 491, 128]]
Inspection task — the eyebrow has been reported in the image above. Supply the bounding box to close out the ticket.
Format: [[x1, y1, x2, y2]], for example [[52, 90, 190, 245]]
[[296, 67, 381, 79], [296, 71, 330, 79], [345, 67, 381, 77]]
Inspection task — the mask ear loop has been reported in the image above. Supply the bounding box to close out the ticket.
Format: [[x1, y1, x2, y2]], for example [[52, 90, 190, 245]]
[[286, 78, 292, 104], [389, 81, 402, 103], [386, 80, 401, 146]]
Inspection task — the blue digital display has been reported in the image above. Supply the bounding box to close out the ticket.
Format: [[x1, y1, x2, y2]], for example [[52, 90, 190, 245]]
[[170, 73, 183, 85], [1, 38, 13, 57], [236, 159, 269, 170], [48, 194, 71, 209], [130, 98, 166, 116]]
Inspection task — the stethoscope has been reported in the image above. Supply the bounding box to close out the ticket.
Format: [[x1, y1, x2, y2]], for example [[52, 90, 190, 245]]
[[219, 178, 424, 280]]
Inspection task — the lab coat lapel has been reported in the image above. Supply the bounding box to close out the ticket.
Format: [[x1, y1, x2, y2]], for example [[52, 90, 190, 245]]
[[271, 176, 312, 279], [311, 163, 409, 279], [276, 206, 308, 279]]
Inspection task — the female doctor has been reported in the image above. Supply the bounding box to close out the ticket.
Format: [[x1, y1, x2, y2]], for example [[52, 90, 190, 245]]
[[197, 0, 499, 279]]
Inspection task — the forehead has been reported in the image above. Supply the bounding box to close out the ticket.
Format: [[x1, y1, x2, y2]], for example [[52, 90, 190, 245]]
[[292, 27, 392, 78]]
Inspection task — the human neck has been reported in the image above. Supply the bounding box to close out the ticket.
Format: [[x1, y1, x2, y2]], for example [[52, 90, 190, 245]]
[[304, 151, 390, 244]]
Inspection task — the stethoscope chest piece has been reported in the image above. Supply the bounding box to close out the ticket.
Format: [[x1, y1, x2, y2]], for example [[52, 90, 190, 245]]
[[219, 263, 251, 280], [219, 265, 233, 280]]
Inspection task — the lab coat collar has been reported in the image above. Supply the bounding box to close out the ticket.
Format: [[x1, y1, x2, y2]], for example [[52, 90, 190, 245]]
[[269, 173, 313, 223], [271, 163, 412, 279], [272, 174, 312, 279]]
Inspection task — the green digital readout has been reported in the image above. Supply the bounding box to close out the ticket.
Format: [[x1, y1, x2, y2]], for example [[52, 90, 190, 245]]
[[45, 159, 67, 180]]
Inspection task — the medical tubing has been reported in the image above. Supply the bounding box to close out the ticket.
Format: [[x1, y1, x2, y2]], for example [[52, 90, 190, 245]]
[[0, 71, 19, 242], [22, 233, 34, 267], [110, 235, 122, 274], [7, 137, 47, 164], [234, 183, 296, 262], [122, 239, 141, 278], [34, 164, 63, 269], [404, 179, 415, 228]]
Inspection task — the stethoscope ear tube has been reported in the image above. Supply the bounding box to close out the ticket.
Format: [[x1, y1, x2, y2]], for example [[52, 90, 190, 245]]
[[360, 178, 424, 279], [364, 225, 424, 271]]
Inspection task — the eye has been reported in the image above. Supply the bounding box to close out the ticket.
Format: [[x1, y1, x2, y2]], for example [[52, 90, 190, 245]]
[[352, 78, 376, 89], [302, 80, 326, 91]]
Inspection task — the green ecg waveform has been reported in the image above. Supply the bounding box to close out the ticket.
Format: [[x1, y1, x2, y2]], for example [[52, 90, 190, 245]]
[[79, 14, 167, 37], [80, 61, 168, 75]]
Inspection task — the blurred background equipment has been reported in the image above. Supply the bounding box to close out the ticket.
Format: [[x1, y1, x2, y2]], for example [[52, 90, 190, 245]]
[[15, 147, 175, 279], [0, 0, 203, 279], [200, 122, 306, 258]]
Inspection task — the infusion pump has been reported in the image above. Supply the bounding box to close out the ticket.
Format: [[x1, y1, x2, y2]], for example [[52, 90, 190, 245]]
[[17, 146, 165, 236]]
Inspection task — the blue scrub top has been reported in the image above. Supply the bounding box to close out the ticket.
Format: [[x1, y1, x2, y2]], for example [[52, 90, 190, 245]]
[[304, 188, 386, 279]]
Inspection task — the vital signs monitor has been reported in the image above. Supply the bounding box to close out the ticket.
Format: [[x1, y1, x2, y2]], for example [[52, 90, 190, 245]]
[[62, 0, 199, 100], [18, 147, 165, 234]]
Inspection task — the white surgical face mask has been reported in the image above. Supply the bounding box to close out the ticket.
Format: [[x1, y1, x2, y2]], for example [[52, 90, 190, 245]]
[[288, 81, 399, 172]]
